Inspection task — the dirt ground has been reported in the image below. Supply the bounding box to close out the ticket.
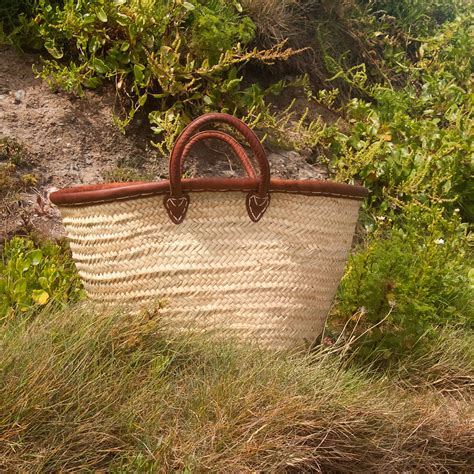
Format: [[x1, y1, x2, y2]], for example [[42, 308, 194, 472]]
[[0, 47, 327, 241]]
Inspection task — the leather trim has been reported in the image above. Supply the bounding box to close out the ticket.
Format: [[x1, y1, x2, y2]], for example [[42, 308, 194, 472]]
[[50, 177, 369, 206]]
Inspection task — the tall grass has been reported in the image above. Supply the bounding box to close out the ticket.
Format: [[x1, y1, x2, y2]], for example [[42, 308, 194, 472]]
[[1, 304, 472, 472]]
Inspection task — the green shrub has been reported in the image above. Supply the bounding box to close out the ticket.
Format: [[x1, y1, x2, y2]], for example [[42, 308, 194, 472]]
[[0, 0, 34, 32], [327, 11, 473, 361], [0, 237, 83, 319], [331, 12, 473, 216], [14, 0, 297, 153], [364, 0, 469, 34], [334, 206, 472, 362]]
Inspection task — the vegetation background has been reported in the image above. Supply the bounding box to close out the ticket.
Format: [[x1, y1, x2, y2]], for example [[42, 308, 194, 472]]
[[0, 0, 473, 471]]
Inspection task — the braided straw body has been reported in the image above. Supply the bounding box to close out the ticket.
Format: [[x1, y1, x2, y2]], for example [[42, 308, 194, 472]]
[[59, 192, 361, 350]]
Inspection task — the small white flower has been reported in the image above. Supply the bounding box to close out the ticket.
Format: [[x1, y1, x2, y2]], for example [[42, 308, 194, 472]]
[[434, 238, 445, 245]]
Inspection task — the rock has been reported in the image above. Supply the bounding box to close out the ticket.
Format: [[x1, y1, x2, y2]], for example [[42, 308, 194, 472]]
[[14, 89, 26, 104], [266, 150, 328, 180], [180, 144, 329, 181]]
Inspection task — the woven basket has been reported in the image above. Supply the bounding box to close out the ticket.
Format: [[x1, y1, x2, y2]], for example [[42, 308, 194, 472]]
[[50, 113, 368, 349]]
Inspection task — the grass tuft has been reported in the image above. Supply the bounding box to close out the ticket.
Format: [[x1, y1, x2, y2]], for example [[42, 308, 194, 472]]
[[0, 304, 472, 472]]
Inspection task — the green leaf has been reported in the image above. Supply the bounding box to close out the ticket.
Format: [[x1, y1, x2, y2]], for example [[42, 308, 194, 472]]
[[32, 289, 50, 305], [116, 12, 130, 26], [96, 8, 108, 22], [29, 249, 43, 266], [38, 276, 49, 290], [14, 278, 27, 296], [183, 1, 195, 11], [225, 78, 242, 91], [16, 258, 30, 274], [82, 76, 101, 88], [89, 58, 110, 74], [44, 40, 63, 59], [133, 64, 144, 83], [89, 36, 101, 54], [138, 94, 148, 106]]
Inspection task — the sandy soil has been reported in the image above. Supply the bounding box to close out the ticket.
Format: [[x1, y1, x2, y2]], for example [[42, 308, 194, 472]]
[[0, 47, 327, 241], [0, 48, 163, 239]]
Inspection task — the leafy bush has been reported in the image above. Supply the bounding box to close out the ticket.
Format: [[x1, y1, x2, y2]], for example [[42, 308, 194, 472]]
[[328, 11, 473, 361], [0, 237, 83, 319], [0, 0, 35, 31], [365, 0, 469, 34], [335, 206, 472, 361], [14, 0, 297, 152]]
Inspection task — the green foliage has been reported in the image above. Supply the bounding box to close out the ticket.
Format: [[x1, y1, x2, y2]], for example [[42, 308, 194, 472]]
[[335, 206, 472, 361], [329, 11, 473, 362], [0, 237, 83, 319], [330, 13, 473, 219], [13, 0, 296, 152], [0, 0, 35, 32], [365, 0, 470, 35]]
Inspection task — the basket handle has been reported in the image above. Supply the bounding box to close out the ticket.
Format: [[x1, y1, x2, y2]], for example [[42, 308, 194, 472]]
[[165, 113, 271, 224], [180, 130, 257, 178]]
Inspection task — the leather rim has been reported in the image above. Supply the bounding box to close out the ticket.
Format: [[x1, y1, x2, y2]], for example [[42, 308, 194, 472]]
[[50, 177, 369, 206]]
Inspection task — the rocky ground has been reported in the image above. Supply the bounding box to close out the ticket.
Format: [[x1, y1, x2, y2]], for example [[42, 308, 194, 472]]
[[0, 47, 327, 241]]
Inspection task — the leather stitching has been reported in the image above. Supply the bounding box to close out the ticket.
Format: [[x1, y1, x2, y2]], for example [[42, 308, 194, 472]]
[[246, 194, 270, 222], [164, 196, 189, 224]]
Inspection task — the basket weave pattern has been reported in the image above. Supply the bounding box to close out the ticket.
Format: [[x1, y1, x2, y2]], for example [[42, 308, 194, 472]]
[[61, 192, 361, 349], [51, 113, 367, 349]]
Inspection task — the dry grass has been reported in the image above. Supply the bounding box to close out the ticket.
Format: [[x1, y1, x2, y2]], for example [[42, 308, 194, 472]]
[[241, 0, 319, 76], [0, 304, 473, 472], [241, 0, 384, 92], [241, 0, 355, 47], [390, 329, 474, 394], [242, 0, 309, 48]]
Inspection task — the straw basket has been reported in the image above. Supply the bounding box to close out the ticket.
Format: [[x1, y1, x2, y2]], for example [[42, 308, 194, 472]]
[[50, 113, 368, 349]]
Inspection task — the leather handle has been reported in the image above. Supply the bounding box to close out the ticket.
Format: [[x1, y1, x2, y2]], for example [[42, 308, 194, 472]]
[[170, 113, 270, 197], [165, 113, 271, 224], [180, 130, 257, 179]]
